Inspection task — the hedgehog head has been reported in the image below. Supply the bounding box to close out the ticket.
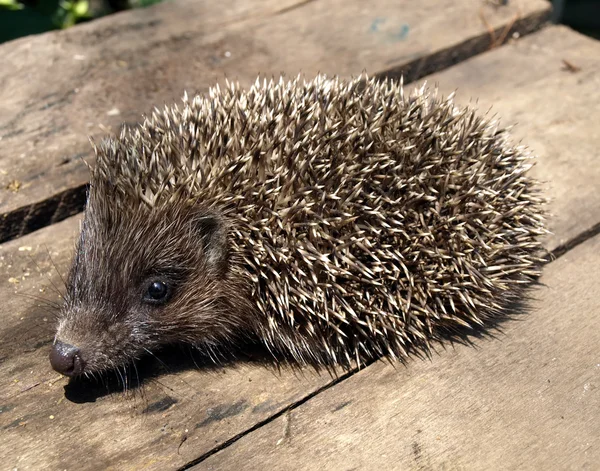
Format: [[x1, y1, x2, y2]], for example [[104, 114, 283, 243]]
[[54, 200, 246, 375], [50, 121, 257, 376]]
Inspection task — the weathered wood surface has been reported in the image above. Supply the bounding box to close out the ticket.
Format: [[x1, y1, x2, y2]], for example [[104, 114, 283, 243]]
[[2, 5, 598, 471], [200, 233, 600, 471], [0, 216, 341, 470], [2, 22, 599, 470], [0, 0, 550, 242]]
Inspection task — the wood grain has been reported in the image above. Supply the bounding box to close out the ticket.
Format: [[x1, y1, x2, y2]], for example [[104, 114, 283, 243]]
[[0, 0, 550, 242], [197, 229, 600, 471]]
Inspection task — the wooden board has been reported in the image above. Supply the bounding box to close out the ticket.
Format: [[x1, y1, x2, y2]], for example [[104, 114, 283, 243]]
[[198, 232, 600, 471], [0, 0, 550, 242]]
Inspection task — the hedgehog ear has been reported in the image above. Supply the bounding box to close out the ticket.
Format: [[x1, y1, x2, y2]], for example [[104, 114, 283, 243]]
[[194, 212, 228, 271]]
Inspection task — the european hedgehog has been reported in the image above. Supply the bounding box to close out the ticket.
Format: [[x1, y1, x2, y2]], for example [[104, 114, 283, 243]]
[[49, 75, 546, 377]]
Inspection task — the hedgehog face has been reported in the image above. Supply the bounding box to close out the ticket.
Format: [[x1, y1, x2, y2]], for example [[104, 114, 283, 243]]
[[49, 202, 235, 377]]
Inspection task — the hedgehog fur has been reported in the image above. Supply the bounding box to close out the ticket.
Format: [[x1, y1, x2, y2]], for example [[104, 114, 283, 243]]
[[52, 74, 546, 375]]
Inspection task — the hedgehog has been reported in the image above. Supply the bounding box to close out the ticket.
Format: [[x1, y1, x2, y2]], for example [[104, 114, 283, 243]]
[[48, 74, 546, 378]]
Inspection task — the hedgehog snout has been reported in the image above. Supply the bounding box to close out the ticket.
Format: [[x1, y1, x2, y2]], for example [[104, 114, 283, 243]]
[[49, 341, 86, 376]]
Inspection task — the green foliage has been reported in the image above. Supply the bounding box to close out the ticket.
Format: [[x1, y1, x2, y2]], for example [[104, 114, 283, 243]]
[[0, 0, 166, 44], [52, 0, 90, 29], [0, 0, 24, 11]]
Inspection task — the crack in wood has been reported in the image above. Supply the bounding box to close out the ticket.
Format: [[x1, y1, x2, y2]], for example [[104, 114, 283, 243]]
[[175, 367, 363, 470], [377, 9, 550, 83], [0, 184, 88, 244]]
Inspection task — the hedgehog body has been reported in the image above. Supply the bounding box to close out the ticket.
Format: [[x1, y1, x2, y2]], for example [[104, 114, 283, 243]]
[[50, 75, 546, 376]]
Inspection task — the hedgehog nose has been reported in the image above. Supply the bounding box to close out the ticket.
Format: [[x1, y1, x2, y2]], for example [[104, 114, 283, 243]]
[[49, 341, 85, 376]]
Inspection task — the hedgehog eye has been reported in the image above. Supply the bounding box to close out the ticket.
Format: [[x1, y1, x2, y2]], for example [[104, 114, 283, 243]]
[[143, 281, 170, 304]]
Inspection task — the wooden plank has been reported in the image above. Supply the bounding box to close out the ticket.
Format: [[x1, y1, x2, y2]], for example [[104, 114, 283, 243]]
[[0, 215, 341, 470], [3, 11, 596, 471], [414, 25, 600, 252], [196, 222, 600, 471], [0, 0, 550, 242]]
